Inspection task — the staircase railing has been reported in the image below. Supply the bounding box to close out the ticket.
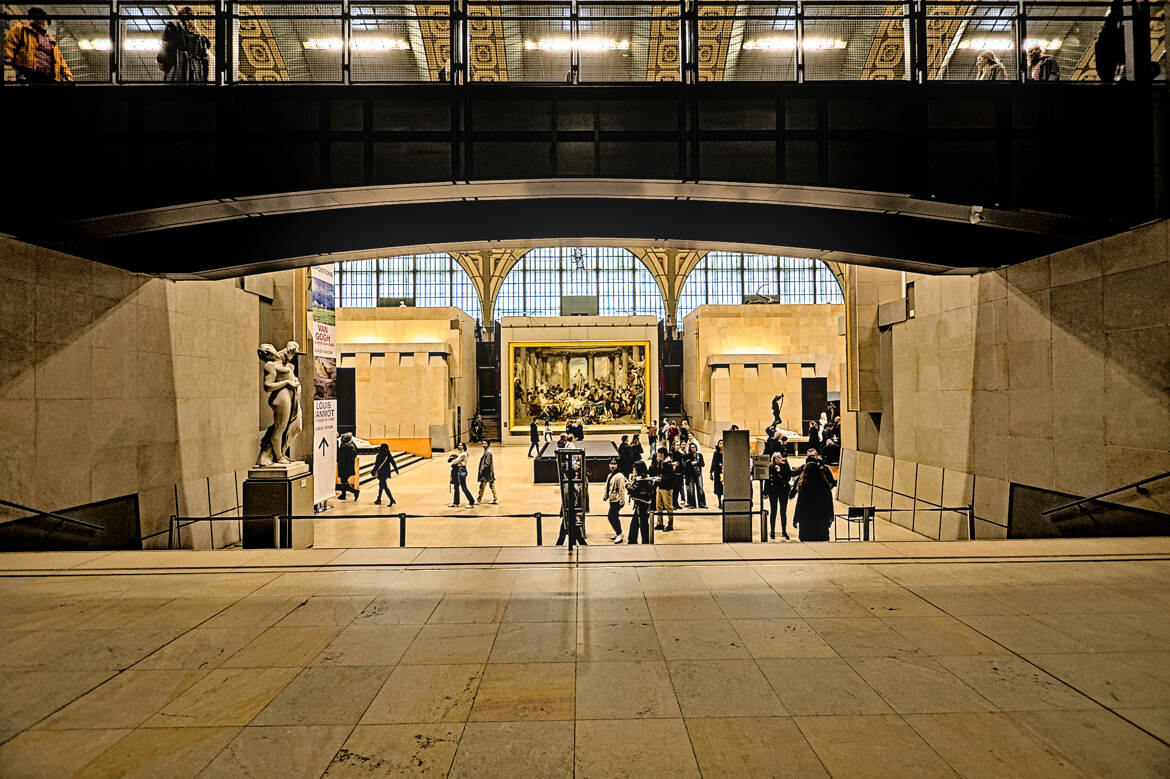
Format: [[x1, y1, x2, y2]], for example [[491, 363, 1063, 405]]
[[0, 499, 105, 532], [1041, 471, 1170, 517]]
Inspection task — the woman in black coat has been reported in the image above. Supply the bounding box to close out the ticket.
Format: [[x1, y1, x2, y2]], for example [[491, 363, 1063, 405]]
[[685, 442, 707, 509], [765, 452, 793, 539], [617, 435, 633, 476], [373, 443, 399, 506], [790, 450, 837, 541], [710, 440, 724, 508]]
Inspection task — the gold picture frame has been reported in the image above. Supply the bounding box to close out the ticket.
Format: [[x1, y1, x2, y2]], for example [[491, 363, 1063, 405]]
[[509, 341, 652, 431]]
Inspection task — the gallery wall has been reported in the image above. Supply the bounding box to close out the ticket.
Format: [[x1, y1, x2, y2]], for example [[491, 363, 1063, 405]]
[[336, 306, 477, 452], [838, 220, 1170, 539], [0, 236, 288, 548]]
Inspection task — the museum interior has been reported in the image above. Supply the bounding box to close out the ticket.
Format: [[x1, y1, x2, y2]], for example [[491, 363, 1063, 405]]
[[0, 0, 1169, 775]]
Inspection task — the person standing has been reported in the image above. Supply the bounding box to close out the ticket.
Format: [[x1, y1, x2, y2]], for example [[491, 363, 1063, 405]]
[[543, 419, 553, 445], [791, 450, 837, 541], [647, 421, 658, 451], [710, 440, 724, 509], [627, 460, 653, 543], [669, 439, 686, 509], [603, 458, 627, 543], [528, 419, 540, 457], [975, 50, 1006, 81], [649, 449, 675, 532], [157, 6, 210, 83], [617, 435, 633, 476], [766, 452, 793, 539], [630, 433, 644, 467], [686, 442, 707, 509], [1027, 45, 1060, 81], [476, 440, 498, 504], [3, 7, 73, 83], [373, 443, 399, 506], [337, 432, 360, 500], [448, 442, 475, 507]]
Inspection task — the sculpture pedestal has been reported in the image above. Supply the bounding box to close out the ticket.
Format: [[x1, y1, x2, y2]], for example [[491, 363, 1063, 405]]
[[242, 464, 314, 548]]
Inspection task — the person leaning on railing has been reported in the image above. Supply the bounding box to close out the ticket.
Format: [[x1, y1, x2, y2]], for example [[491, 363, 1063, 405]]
[[975, 51, 1006, 81], [157, 6, 210, 83], [3, 7, 72, 83]]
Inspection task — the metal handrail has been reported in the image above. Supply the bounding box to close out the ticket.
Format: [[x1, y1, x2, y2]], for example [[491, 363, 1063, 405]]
[[1041, 471, 1170, 516], [0, 499, 105, 532]]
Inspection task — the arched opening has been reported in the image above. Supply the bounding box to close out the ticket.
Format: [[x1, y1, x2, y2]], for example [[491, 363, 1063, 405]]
[[677, 252, 844, 323], [334, 253, 482, 320]]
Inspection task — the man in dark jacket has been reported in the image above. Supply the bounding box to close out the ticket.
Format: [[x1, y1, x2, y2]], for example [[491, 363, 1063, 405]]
[[476, 440, 497, 504], [337, 432, 360, 500], [528, 420, 539, 457], [617, 435, 632, 476], [649, 449, 675, 532], [791, 450, 837, 541]]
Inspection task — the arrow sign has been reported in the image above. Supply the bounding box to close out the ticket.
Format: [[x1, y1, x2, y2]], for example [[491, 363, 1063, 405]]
[[319, 437, 329, 456]]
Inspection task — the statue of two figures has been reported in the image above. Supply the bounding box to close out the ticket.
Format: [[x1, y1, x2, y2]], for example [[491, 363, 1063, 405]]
[[256, 341, 303, 467]]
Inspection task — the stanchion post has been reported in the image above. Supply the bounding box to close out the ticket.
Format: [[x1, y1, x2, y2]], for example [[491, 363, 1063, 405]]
[[399, 512, 407, 547], [536, 512, 543, 546], [967, 504, 975, 540]]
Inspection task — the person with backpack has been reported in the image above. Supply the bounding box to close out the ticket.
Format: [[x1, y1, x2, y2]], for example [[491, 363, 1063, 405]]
[[448, 442, 475, 507], [337, 432, 360, 501]]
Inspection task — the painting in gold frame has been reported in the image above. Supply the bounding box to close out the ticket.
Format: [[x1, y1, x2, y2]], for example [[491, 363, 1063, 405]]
[[509, 341, 651, 431]]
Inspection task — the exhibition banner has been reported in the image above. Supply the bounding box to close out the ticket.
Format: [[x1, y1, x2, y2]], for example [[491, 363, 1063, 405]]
[[310, 265, 338, 503]]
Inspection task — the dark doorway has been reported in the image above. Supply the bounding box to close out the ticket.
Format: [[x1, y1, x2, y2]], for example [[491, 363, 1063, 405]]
[[337, 367, 356, 435]]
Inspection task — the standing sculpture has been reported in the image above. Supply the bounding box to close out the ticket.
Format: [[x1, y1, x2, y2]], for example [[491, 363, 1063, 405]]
[[771, 394, 784, 426], [256, 341, 303, 466]]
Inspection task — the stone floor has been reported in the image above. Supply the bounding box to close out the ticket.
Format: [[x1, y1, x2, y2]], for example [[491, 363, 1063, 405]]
[[314, 441, 929, 547], [1, 540, 1169, 777]]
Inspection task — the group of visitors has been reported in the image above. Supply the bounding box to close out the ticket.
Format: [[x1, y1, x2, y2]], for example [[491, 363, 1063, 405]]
[[4, 6, 209, 83], [515, 375, 646, 427]]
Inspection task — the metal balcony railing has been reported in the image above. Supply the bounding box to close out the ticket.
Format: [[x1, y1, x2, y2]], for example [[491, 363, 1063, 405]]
[[1, 0, 1163, 85]]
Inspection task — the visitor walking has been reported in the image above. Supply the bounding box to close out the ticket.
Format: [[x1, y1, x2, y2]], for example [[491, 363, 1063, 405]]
[[603, 458, 627, 543], [448, 442, 475, 506], [373, 443, 399, 506], [528, 420, 540, 457], [710, 440, 724, 509], [627, 460, 653, 543], [337, 432, 360, 500], [476, 440, 498, 504], [766, 452, 792, 539], [791, 450, 837, 541]]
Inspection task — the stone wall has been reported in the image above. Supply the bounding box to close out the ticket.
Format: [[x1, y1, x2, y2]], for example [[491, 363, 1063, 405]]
[[0, 236, 276, 548], [336, 307, 477, 450], [838, 220, 1170, 539], [681, 305, 846, 445]]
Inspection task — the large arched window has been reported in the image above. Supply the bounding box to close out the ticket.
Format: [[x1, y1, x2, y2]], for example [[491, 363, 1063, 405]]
[[677, 252, 843, 322], [495, 247, 666, 319], [334, 254, 482, 320]]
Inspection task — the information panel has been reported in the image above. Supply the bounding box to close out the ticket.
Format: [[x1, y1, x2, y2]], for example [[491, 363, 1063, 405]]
[[309, 266, 337, 504]]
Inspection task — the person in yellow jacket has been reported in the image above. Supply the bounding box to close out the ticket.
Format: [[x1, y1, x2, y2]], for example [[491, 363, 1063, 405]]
[[4, 7, 73, 83]]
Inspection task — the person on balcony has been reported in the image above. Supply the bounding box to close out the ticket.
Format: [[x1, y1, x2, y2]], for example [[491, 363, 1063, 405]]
[[157, 7, 210, 83], [3, 8, 72, 83], [1027, 45, 1060, 81], [976, 51, 1006, 81]]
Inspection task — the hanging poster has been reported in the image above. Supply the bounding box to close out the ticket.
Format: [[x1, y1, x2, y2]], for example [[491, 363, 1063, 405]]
[[310, 265, 338, 503]]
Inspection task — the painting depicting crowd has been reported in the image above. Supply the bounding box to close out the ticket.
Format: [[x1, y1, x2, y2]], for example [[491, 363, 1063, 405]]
[[511, 342, 649, 427]]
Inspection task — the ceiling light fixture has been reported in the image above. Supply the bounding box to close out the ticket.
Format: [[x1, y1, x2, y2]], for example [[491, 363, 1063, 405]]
[[957, 37, 1061, 50], [302, 37, 410, 51], [80, 38, 160, 51], [524, 38, 630, 52], [743, 37, 847, 51]]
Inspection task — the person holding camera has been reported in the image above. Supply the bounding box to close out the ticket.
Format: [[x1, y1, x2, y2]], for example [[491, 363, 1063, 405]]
[[448, 442, 475, 507], [791, 449, 837, 541]]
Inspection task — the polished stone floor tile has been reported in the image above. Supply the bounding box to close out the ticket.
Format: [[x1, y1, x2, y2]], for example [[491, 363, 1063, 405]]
[[469, 662, 575, 721], [731, 618, 838, 659], [1026, 652, 1170, 708], [685, 716, 829, 778], [781, 589, 873, 619], [0, 669, 115, 731], [880, 615, 1009, 656], [903, 712, 1079, 778], [1031, 612, 1170, 652], [654, 619, 750, 660], [489, 621, 576, 663], [448, 721, 573, 778], [846, 656, 996, 714], [575, 661, 680, 720], [805, 617, 925, 657], [575, 719, 700, 778], [757, 657, 893, 716], [146, 667, 300, 727], [352, 593, 440, 625], [222, 626, 342, 668], [842, 585, 946, 617], [794, 714, 958, 777], [1, 628, 180, 670], [957, 614, 1095, 654], [903, 585, 1020, 616], [252, 665, 392, 725], [575, 621, 662, 662], [38, 669, 208, 730], [1008, 709, 1170, 777], [361, 664, 483, 724], [667, 659, 786, 717], [0, 728, 131, 779], [311, 624, 421, 667], [275, 595, 377, 627], [576, 593, 650, 622], [398, 623, 498, 665], [502, 592, 576, 623], [124, 597, 239, 631], [133, 628, 263, 671], [934, 654, 1094, 711], [711, 588, 799, 620], [645, 592, 725, 621], [198, 725, 351, 779], [74, 726, 240, 779], [323, 723, 463, 777], [428, 594, 509, 624], [198, 596, 303, 630], [1116, 707, 1170, 743]]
